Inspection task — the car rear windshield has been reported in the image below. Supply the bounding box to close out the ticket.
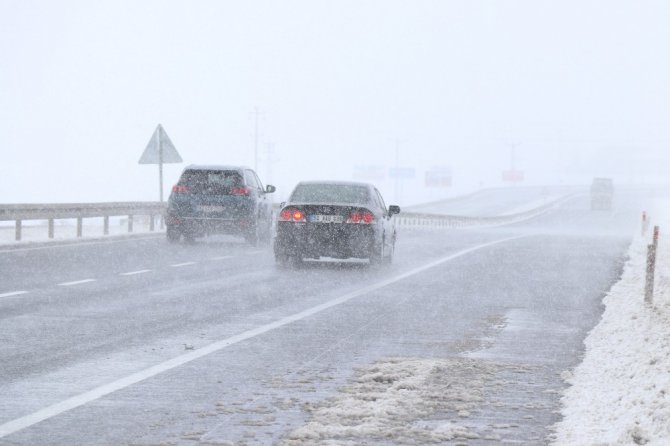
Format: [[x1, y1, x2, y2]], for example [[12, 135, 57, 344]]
[[179, 170, 243, 194], [290, 184, 369, 205]]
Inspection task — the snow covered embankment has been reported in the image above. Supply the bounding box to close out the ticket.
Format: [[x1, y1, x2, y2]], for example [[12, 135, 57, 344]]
[[552, 207, 670, 445]]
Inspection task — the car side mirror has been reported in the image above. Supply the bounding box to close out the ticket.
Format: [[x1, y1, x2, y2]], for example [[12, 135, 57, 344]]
[[265, 185, 276, 193], [388, 205, 400, 215]]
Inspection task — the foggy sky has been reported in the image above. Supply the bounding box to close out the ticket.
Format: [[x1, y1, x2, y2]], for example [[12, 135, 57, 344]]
[[1, 0, 669, 205]]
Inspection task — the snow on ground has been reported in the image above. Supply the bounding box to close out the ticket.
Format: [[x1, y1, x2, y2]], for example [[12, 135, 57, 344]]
[[279, 357, 500, 445], [552, 201, 670, 445]]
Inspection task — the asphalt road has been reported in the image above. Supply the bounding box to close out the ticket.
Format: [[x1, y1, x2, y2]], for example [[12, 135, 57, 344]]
[[0, 190, 642, 445]]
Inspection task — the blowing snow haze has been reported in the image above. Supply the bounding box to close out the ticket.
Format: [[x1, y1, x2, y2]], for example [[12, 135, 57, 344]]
[[1, 0, 669, 204]]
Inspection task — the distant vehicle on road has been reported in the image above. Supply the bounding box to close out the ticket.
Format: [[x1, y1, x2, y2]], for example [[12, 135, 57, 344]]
[[274, 181, 400, 266], [590, 177, 614, 211], [166, 165, 276, 244]]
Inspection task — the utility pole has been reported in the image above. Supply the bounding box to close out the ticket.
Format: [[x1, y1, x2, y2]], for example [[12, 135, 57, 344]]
[[394, 139, 400, 203], [158, 126, 163, 203], [253, 106, 260, 172], [264, 142, 277, 186]]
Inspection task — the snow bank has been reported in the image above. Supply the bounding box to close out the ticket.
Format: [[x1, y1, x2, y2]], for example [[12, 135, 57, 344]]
[[279, 357, 499, 445], [552, 202, 670, 445]]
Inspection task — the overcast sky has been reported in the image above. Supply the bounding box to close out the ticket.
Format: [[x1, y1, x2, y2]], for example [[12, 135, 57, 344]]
[[1, 0, 669, 204]]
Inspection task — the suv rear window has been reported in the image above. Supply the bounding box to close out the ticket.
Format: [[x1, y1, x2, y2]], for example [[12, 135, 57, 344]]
[[179, 170, 244, 194], [290, 184, 369, 205]]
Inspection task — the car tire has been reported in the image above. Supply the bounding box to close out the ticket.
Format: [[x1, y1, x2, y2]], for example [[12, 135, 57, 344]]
[[369, 242, 384, 266], [384, 239, 395, 265], [166, 226, 181, 243], [275, 251, 290, 268], [245, 223, 259, 247], [183, 234, 196, 244], [259, 218, 272, 246]]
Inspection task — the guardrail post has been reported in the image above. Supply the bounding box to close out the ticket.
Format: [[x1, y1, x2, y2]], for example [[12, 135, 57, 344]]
[[128, 215, 133, 233], [149, 214, 155, 231], [103, 216, 109, 235], [76, 217, 83, 237], [645, 226, 660, 305], [642, 211, 648, 236], [48, 218, 54, 239], [15, 219, 21, 241]]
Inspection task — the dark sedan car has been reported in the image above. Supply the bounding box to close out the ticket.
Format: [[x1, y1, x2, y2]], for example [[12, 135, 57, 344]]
[[273, 181, 400, 266], [165, 165, 276, 245]]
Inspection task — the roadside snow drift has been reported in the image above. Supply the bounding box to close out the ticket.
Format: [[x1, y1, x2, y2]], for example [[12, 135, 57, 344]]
[[552, 205, 670, 445]]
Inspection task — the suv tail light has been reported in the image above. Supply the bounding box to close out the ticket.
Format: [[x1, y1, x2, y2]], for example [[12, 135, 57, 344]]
[[172, 185, 189, 193], [230, 187, 250, 196], [347, 210, 374, 224], [279, 208, 306, 222]]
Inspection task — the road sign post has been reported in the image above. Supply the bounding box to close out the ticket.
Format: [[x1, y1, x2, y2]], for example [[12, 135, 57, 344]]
[[139, 124, 183, 202], [139, 124, 182, 229]]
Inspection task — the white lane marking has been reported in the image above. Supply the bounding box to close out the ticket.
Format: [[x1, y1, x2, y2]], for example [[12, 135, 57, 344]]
[[119, 269, 151, 276], [210, 256, 233, 261], [0, 291, 28, 299], [0, 234, 526, 439], [170, 262, 196, 267], [0, 235, 163, 254], [58, 279, 96, 287], [245, 250, 263, 255]]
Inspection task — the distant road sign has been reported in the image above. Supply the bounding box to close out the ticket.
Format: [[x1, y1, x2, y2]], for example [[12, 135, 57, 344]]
[[139, 124, 182, 164], [353, 165, 386, 180], [502, 169, 524, 183], [425, 167, 452, 187], [389, 167, 415, 179]]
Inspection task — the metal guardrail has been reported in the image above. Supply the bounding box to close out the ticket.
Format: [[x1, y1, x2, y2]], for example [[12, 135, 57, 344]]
[[0, 194, 578, 243], [0, 202, 167, 241], [396, 194, 579, 228]]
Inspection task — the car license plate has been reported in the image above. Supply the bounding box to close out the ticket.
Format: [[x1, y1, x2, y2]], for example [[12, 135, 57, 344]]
[[199, 205, 225, 213], [309, 214, 344, 223]]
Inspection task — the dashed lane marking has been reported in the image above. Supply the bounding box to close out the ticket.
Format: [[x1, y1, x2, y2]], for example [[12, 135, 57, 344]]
[[170, 262, 196, 267], [211, 256, 233, 261], [0, 234, 527, 439], [119, 270, 152, 276], [58, 279, 96, 287], [0, 291, 28, 298]]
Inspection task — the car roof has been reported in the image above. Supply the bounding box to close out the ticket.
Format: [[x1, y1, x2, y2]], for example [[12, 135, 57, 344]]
[[296, 180, 374, 189], [182, 164, 250, 172]]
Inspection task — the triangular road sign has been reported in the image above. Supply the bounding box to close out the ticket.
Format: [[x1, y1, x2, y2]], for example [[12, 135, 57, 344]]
[[138, 124, 183, 164]]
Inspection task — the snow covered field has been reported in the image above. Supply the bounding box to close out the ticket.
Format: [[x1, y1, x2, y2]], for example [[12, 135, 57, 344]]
[[552, 201, 670, 445]]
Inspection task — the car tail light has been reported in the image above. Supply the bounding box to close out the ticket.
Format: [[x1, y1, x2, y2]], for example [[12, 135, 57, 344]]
[[278, 208, 306, 222], [231, 187, 250, 196], [347, 210, 374, 224], [172, 185, 189, 193]]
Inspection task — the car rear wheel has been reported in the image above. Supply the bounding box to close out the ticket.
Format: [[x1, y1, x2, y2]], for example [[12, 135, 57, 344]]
[[244, 225, 259, 246], [369, 242, 384, 266], [384, 239, 395, 265], [166, 226, 181, 243]]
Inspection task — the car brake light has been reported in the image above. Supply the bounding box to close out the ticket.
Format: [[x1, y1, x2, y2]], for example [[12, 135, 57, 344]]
[[172, 185, 189, 193], [292, 210, 305, 222], [347, 210, 374, 224], [278, 208, 306, 222], [231, 187, 250, 196]]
